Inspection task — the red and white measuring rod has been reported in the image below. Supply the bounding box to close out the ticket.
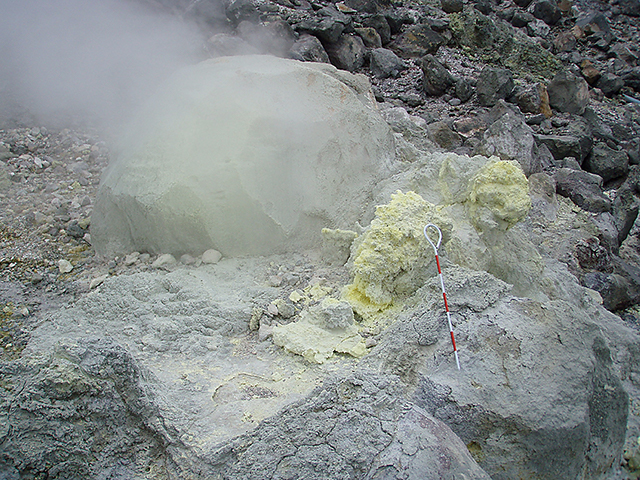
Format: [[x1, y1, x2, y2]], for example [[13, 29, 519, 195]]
[[424, 223, 461, 370]]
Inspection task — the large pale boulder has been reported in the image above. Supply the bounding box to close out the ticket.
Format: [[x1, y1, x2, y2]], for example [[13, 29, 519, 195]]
[[92, 55, 396, 257]]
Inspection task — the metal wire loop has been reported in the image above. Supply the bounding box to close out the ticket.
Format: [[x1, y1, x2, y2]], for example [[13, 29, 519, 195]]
[[424, 223, 442, 254]]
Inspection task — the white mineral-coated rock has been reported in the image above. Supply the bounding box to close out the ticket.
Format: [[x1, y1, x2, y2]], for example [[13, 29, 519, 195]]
[[152, 253, 176, 268], [89, 274, 108, 290], [58, 259, 73, 273], [201, 249, 222, 264], [92, 55, 396, 257]]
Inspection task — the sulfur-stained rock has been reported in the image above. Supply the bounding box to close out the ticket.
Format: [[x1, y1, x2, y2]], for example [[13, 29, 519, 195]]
[[272, 297, 367, 363], [448, 9, 561, 78], [385, 281, 635, 480], [467, 160, 531, 232], [343, 191, 453, 322]]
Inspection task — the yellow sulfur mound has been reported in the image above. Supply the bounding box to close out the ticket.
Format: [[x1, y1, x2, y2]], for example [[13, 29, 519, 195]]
[[467, 160, 531, 231], [342, 191, 453, 323]]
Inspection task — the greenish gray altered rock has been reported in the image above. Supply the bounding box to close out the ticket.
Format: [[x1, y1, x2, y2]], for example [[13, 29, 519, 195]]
[[449, 9, 561, 78], [92, 55, 396, 258]]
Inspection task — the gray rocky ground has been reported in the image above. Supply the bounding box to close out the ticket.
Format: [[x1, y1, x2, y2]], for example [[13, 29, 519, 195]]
[[1, 0, 640, 478]]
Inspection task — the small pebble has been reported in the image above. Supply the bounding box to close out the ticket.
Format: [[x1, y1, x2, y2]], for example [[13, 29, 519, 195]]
[[152, 254, 177, 268], [58, 259, 73, 273], [89, 274, 108, 289], [180, 254, 196, 265], [124, 252, 140, 266], [258, 323, 274, 341], [202, 249, 222, 264], [267, 303, 279, 316], [273, 299, 295, 318]]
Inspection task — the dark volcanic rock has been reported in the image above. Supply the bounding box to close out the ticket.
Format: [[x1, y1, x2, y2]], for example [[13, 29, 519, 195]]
[[390, 24, 445, 58], [511, 11, 535, 28], [547, 70, 590, 115], [580, 59, 602, 86], [575, 11, 612, 39], [617, 0, 640, 15], [297, 15, 346, 44], [582, 107, 615, 143], [597, 73, 625, 97], [343, 0, 390, 14], [583, 142, 630, 183], [582, 271, 632, 311], [476, 66, 514, 107], [427, 121, 463, 150], [613, 184, 640, 246], [226, 0, 261, 26], [627, 140, 640, 166], [355, 27, 382, 48], [454, 77, 474, 102], [325, 34, 367, 72], [512, 83, 551, 116], [531, 0, 561, 25], [370, 48, 406, 78], [575, 237, 612, 272], [441, 0, 464, 13], [622, 67, 640, 93], [289, 34, 331, 63], [554, 31, 577, 52], [535, 134, 585, 162], [554, 168, 611, 213], [420, 54, 455, 96], [362, 14, 392, 45]]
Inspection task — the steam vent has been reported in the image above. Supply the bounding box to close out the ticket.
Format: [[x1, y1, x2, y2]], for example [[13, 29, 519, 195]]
[[91, 55, 396, 257]]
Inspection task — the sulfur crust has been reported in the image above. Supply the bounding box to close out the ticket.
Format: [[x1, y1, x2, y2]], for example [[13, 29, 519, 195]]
[[343, 191, 453, 324], [272, 298, 367, 364], [275, 159, 534, 361], [467, 160, 531, 229]]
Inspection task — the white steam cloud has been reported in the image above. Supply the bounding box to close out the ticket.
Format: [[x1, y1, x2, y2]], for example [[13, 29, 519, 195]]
[[0, 0, 206, 129]]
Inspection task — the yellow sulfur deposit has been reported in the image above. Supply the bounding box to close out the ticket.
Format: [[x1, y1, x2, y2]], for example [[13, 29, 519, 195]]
[[467, 160, 531, 231], [342, 191, 453, 323], [272, 298, 367, 364]]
